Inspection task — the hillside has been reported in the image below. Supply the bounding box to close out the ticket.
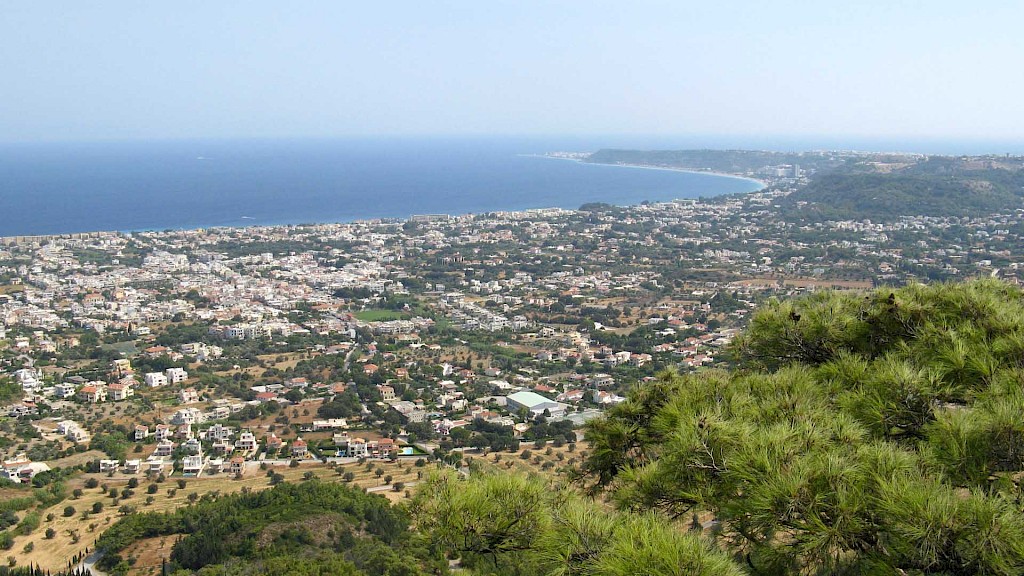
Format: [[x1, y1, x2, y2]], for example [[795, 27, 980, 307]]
[[782, 155, 1024, 221], [94, 480, 445, 575], [418, 279, 1024, 575]]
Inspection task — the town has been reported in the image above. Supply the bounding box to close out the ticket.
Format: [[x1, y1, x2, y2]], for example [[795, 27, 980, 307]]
[[1, 150, 1024, 570]]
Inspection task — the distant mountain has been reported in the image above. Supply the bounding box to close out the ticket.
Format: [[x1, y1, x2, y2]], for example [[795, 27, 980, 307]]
[[585, 148, 842, 175]]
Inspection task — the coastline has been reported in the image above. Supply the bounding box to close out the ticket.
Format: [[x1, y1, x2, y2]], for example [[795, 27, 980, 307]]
[[528, 154, 768, 190], [0, 148, 763, 239]]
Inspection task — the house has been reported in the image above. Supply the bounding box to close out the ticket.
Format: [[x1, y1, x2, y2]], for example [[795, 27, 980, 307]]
[[54, 382, 77, 399], [111, 358, 132, 377], [348, 437, 368, 458], [134, 425, 149, 441], [99, 459, 119, 473], [124, 459, 141, 475], [290, 437, 308, 457], [171, 408, 204, 425], [229, 456, 246, 477], [556, 389, 585, 403], [265, 433, 283, 452], [145, 457, 168, 475], [154, 424, 171, 442], [204, 423, 233, 442], [390, 400, 426, 423], [377, 385, 396, 402], [235, 430, 257, 452], [182, 438, 202, 453], [179, 387, 200, 404], [371, 438, 397, 459], [144, 372, 168, 387], [77, 383, 106, 403], [591, 390, 626, 405], [312, 418, 347, 431], [182, 454, 205, 477], [211, 440, 233, 454], [255, 391, 278, 403], [165, 367, 188, 384], [154, 440, 175, 457], [206, 458, 224, 474], [59, 421, 89, 443], [108, 381, 134, 401]]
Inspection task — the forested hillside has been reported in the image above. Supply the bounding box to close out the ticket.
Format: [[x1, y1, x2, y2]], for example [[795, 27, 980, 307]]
[[783, 155, 1024, 221], [95, 481, 445, 575], [420, 279, 1024, 575]]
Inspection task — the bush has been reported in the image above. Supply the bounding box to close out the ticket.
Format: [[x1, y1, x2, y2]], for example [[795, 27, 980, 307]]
[[63, 505, 75, 517]]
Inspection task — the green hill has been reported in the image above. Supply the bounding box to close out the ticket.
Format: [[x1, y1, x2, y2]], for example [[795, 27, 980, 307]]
[[95, 481, 445, 575], [782, 156, 1024, 221]]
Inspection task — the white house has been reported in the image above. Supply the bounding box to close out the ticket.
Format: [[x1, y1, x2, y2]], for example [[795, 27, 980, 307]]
[[235, 430, 257, 452], [53, 382, 77, 399], [348, 437, 369, 458], [165, 367, 188, 384], [144, 372, 168, 387], [179, 388, 200, 404], [154, 440, 175, 457], [108, 381, 134, 401], [182, 453, 205, 477]]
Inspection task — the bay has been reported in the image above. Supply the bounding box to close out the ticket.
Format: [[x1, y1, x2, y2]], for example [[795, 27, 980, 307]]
[[0, 136, 764, 236]]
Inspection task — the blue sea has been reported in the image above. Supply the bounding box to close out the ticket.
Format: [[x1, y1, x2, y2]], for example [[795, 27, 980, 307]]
[[1, 135, 1017, 237], [0, 137, 765, 237]]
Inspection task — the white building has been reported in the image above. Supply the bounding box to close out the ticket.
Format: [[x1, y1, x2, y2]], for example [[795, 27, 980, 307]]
[[235, 430, 257, 452], [144, 372, 168, 387], [165, 367, 189, 384], [506, 391, 568, 418]]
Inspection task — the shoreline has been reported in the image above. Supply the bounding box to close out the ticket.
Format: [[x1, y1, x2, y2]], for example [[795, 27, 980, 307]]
[[528, 153, 768, 190]]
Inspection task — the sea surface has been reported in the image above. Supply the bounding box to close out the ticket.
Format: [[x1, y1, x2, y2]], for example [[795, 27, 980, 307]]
[[2, 135, 1016, 238], [0, 137, 764, 237]]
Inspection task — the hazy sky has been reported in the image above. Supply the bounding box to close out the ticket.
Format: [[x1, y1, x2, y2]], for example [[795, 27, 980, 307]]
[[2, 1, 1021, 142]]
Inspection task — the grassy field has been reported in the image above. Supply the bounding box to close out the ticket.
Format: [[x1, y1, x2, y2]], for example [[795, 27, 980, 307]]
[[352, 309, 407, 322]]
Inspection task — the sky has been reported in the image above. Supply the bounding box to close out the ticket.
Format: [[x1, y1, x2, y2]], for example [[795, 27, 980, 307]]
[[1, 1, 1021, 143]]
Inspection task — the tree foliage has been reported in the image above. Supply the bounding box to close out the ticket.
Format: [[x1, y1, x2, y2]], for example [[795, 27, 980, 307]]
[[97, 480, 444, 575], [411, 472, 741, 576], [574, 279, 1024, 574]]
